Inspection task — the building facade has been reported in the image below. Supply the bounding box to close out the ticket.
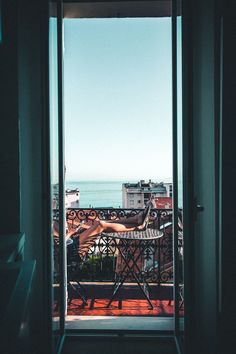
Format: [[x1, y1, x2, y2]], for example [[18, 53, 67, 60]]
[[122, 179, 172, 208], [52, 184, 80, 209], [65, 188, 80, 208]]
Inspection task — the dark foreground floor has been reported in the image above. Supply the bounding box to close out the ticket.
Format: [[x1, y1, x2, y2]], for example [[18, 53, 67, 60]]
[[62, 336, 177, 354]]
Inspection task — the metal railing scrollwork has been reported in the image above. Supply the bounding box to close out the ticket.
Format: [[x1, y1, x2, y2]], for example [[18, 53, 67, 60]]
[[53, 207, 183, 285]]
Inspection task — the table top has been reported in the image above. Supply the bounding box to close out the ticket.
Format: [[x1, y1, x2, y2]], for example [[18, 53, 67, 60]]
[[101, 228, 164, 240]]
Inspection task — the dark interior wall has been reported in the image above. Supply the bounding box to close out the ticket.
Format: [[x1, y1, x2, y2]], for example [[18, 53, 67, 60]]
[[17, 0, 52, 353], [0, 0, 20, 233], [0, 0, 53, 352], [18, 0, 45, 259], [220, 1, 236, 352]]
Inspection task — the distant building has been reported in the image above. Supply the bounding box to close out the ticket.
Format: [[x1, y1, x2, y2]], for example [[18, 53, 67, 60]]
[[52, 184, 80, 209], [65, 188, 80, 208], [122, 180, 172, 208], [154, 197, 173, 209], [52, 183, 59, 209]]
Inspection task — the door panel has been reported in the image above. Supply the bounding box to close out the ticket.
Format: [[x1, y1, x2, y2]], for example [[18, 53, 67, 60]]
[[172, 0, 184, 351], [181, 1, 218, 353], [49, 0, 65, 350], [176, 0, 184, 346]]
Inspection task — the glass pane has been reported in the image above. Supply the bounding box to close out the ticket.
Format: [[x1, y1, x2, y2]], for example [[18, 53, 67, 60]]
[[64, 16, 174, 331], [49, 2, 61, 348]]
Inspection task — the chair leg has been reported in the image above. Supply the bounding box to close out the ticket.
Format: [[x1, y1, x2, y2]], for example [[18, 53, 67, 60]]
[[67, 281, 87, 306]]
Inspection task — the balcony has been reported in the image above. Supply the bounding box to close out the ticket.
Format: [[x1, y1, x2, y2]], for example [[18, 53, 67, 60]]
[[53, 207, 183, 320]]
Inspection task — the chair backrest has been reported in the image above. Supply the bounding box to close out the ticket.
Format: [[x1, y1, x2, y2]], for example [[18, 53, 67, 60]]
[[66, 235, 86, 282], [141, 202, 152, 230]]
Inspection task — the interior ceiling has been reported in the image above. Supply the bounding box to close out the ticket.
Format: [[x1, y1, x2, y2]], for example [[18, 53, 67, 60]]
[[63, 1, 172, 18]]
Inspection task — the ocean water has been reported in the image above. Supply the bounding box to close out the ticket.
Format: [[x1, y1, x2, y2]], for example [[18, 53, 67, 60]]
[[66, 180, 124, 208], [66, 180, 181, 209]]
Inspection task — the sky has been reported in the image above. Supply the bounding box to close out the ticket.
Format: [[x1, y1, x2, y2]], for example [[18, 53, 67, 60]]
[[63, 17, 173, 182]]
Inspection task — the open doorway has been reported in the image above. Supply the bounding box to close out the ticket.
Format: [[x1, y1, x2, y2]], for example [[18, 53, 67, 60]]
[[64, 17, 175, 329], [50, 0, 184, 335]]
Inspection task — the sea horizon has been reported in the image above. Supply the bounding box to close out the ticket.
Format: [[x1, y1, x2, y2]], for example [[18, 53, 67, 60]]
[[66, 177, 173, 184]]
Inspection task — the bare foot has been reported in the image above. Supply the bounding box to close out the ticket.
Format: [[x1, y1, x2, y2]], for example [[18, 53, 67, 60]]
[[136, 224, 145, 230]]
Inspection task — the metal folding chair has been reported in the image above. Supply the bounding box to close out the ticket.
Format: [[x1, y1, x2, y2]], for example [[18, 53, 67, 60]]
[[53, 231, 87, 307], [66, 236, 87, 306]]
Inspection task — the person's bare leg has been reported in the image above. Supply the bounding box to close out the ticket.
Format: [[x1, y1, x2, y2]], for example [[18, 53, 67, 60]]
[[78, 220, 139, 258]]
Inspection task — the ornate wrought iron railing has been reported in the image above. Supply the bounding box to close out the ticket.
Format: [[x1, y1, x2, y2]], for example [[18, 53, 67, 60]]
[[55, 207, 183, 285]]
